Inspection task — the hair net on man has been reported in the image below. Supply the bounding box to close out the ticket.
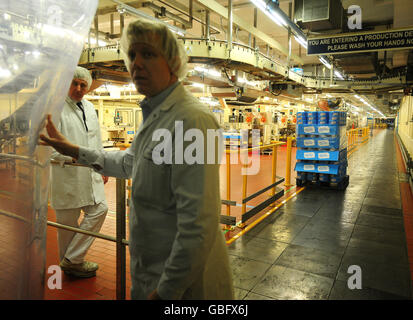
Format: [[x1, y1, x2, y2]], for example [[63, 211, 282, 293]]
[[120, 18, 188, 80], [72, 66, 93, 90]]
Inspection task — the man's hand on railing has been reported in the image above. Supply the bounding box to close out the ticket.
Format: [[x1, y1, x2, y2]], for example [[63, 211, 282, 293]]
[[39, 114, 80, 160]]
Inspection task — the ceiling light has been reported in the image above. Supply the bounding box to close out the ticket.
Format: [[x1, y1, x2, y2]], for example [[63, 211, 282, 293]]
[[319, 57, 332, 69], [85, 38, 107, 46], [294, 35, 307, 49], [194, 66, 221, 78], [191, 82, 205, 88], [251, 0, 287, 27], [334, 70, 344, 80]]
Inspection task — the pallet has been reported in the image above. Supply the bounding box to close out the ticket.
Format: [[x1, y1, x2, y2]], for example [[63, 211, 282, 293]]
[[296, 175, 349, 190]]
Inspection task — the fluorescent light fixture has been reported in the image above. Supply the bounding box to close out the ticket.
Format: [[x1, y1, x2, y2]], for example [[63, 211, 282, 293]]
[[251, 0, 287, 27], [294, 35, 307, 49], [191, 82, 205, 88], [95, 83, 138, 93], [199, 96, 219, 106], [319, 57, 332, 69], [194, 66, 221, 78], [334, 70, 344, 80], [355, 95, 385, 117], [86, 38, 107, 46]]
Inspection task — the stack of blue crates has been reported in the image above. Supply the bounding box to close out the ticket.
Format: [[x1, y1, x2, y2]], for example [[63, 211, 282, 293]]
[[295, 111, 348, 186]]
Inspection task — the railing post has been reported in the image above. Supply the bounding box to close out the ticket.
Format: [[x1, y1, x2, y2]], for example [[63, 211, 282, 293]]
[[271, 144, 278, 196], [269, 144, 278, 207], [285, 137, 292, 187], [226, 152, 231, 217], [242, 175, 248, 215], [239, 147, 248, 229], [241, 151, 248, 216], [116, 178, 126, 300]]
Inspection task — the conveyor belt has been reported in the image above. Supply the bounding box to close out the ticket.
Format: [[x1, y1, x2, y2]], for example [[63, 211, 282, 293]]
[[78, 39, 408, 93]]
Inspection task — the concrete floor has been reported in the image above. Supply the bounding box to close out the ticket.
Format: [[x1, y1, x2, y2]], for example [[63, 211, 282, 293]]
[[228, 129, 412, 300]]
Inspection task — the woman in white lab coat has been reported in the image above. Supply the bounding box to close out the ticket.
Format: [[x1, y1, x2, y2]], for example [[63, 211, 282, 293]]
[[40, 18, 234, 300]]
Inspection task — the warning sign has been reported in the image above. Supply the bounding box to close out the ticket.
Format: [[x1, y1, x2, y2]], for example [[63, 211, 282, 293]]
[[307, 28, 413, 55]]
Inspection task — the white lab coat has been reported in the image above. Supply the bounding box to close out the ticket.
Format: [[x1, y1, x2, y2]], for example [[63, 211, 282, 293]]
[[77, 83, 234, 300], [50, 97, 105, 209]]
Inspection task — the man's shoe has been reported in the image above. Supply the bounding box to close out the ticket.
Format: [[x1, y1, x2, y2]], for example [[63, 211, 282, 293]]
[[59, 258, 98, 278]]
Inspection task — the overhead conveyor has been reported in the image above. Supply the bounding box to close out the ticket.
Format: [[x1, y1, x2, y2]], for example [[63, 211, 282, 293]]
[[78, 38, 408, 94], [6, 17, 407, 96]]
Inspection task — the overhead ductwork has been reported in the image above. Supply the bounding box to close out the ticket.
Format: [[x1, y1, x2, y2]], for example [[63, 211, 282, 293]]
[[294, 0, 344, 32]]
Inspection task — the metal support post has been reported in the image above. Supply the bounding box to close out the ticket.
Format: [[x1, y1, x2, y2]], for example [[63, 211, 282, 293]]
[[227, 0, 233, 56], [226, 152, 231, 216], [285, 137, 292, 187], [271, 144, 278, 196], [253, 7, 257, 49], [94, 15, 99, 47], [116, 178, 126, 300], [206, 10, 210, 40]]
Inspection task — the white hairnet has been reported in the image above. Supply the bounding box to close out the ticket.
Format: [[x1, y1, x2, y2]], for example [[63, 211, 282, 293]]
[[73, 66, 92, 90], [120, 19, 188, 80]]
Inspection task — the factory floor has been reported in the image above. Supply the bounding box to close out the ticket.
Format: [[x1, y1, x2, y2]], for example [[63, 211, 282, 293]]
[[43, 129, 413, 300], [229, 129, 413, 300]]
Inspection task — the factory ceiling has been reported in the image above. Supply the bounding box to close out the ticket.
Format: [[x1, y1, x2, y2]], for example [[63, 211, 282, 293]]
[[83, 0, 413, 117]]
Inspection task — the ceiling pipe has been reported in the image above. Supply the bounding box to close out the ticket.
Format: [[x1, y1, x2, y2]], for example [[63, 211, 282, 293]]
[[114, 0, 187, 36], [142, 2, 192, 29], [156, 0, 221, 35], [259, 0, 306, 40]]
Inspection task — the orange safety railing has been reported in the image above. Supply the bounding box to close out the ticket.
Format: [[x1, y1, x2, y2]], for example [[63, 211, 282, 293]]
[[347, 127, 370, 150], [221, 141, 286, 229]]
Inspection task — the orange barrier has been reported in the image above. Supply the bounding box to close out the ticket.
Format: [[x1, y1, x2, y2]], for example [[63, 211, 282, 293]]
[[347, 127, 370, 151], [223, 142, 285, 229]]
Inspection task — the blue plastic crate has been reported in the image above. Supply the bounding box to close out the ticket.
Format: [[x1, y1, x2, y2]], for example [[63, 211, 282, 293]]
[[296, 149, 347, 161], [295, 161, 347, 175]]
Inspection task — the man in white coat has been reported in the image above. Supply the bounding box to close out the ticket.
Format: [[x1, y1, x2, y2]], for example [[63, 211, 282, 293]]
[[41, 20, 233, 299], [50, 66, 108, 278]]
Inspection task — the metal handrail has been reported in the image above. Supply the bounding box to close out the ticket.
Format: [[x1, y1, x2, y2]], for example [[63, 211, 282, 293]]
[[46, 221, 129, 245], [225, 141, 284, 154]]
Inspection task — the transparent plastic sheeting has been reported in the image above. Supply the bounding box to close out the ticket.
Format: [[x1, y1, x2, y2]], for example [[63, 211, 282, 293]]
[[0, 0, 98, 299]]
